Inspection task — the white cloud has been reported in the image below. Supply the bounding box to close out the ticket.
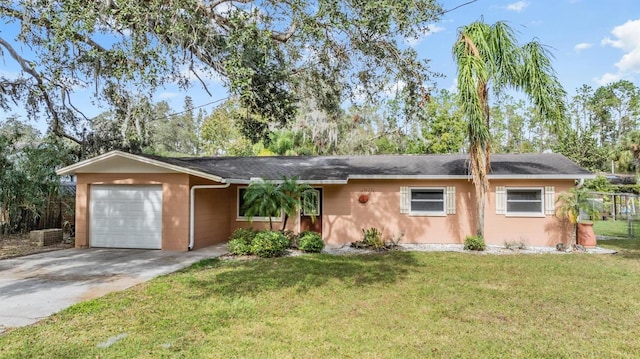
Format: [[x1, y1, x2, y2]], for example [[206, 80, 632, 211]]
[[593, 72, 622, 86], [574, 42, 593, 52], [597, 19, 640, 84], [157, 92, 180, 100], [506, 1, 529, 12], [405, 24, 444, 47]]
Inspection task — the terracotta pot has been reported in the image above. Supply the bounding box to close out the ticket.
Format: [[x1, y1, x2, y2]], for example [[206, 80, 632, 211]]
[[577, 222, 597, 248], [358, 194, 369, 204]]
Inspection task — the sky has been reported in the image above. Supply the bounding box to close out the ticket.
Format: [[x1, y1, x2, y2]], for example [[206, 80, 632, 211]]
[[1, 0, 640, 133], [419, 0, 640, 94]]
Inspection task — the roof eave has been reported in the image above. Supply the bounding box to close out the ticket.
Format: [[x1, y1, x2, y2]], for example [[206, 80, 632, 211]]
[[56, 150, 225, 183], [487, 174, 596, 180]]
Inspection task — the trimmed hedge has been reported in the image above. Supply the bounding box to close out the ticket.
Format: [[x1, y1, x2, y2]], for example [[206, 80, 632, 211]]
[[228, 228, 258, 255], [298, 231, 324, 253], [251, 231, 289, 258], [464, 235, 486, 251]]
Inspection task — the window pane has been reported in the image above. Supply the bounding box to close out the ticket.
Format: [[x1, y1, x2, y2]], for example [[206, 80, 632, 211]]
[[411, 200, 444, 212], [412, 190, 443, 200], [507, 201, 542, 213], [238, 188, 247, 216], [507, 190, 541, 201], [303, 190, 319, 216]]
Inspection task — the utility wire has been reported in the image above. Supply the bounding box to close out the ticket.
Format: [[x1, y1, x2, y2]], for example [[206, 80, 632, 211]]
[[149, 96, 230, 123]]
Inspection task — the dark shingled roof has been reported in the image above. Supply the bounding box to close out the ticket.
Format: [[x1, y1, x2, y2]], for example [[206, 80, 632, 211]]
[[140, 153, 593, 183]]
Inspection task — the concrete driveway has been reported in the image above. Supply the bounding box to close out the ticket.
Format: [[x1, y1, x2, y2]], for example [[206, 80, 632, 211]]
[[0, 244, 227, 334]]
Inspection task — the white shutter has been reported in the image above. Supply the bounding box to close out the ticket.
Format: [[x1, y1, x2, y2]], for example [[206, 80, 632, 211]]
[[400, 186, 409, 214], [496, 186, 506, 214], [446, 186, 456, 214], [545, 186, 555, 215]]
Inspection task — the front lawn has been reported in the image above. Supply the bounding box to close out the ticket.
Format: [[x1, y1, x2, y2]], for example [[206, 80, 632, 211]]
[[2, 244, 640, 358]]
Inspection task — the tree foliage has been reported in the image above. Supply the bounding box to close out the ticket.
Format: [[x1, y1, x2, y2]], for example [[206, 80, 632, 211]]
[[0, 120, 73, 233], [453, 20, 566, 237], [0, 0, 442, 144]]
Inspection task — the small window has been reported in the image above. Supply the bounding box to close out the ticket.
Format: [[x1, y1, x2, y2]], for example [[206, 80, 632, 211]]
[[303, 189, 320, 216], [237, 187, 281, 221], [410, 188, 445, 215], [506, 188, 543, 215]]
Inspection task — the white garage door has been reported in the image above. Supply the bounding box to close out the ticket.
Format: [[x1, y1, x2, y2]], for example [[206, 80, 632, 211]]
[[90, 185, 163, 249]]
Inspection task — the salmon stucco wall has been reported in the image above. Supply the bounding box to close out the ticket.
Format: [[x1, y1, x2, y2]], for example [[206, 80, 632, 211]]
[[322, 180, 477, 247], [75, 173, 190, 250], [321, 179, 577, 248], [484, 179, 575, 247], [190, 177, 233, 249]]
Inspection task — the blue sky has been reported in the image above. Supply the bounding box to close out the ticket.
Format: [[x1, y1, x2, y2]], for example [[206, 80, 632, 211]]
[[1, 0, 639, 133], [419, 0, 640, 94]]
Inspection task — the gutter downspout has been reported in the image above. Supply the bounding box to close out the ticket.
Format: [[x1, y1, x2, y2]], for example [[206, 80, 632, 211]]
[[189, 183, 230, 251]]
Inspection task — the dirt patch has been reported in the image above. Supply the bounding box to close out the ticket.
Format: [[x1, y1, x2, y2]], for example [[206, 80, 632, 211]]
[[0, 234, 73, 260]]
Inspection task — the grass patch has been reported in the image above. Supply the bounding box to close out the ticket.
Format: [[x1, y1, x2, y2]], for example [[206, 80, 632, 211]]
[[2, 247, 640, 357], [593, 219, 640, 238]]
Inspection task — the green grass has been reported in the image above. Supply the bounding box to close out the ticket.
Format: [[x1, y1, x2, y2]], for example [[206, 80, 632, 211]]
[[2, 245, 640, 358], [593, 219, 640, 238]]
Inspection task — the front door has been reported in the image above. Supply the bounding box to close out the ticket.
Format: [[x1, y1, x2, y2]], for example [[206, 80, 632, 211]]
[[300, 188, 322, 234]]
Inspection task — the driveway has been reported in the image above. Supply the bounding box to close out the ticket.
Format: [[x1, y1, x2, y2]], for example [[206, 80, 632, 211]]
[[0, 244, 227, 334]]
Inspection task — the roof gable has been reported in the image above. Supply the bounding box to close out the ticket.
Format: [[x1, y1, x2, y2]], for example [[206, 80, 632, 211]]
[[56, 151, 223, 182]]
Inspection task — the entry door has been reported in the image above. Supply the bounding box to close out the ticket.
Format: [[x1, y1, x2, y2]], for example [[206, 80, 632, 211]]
[[89, 185, 163, 249], [300, 188, 322, 234]]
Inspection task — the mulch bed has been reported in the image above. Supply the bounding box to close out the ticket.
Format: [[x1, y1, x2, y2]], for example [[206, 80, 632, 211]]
[[0, 234, 74, 260]]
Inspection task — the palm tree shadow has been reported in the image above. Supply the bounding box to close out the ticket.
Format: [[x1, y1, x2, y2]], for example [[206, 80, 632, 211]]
[[183, 251, 421, 298]]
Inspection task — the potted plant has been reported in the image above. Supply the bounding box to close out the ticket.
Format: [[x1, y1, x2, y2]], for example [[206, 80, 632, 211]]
[[555, 187, 600, 249]]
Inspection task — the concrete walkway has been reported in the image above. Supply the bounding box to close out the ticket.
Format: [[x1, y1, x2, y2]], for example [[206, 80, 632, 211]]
[[0, 244, 227, 334]]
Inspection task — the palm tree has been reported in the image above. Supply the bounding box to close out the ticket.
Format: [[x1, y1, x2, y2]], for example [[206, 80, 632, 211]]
[[555, 188, 600, 248], [278, 176, 317, 231], [453, 20, 566, 237], [243, 179, 285, 230]]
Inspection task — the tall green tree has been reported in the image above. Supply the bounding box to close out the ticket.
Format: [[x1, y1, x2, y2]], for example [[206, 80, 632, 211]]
[[421, 89, 466, 154], [1, 0, 442, 145], [453, 20, 566, 237]]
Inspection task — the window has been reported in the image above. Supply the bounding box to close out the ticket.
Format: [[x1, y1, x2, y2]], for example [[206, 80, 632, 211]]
[[237, 187, 281, 221], [303, 189, 320, 216], [410, 188, 445, 215], [506, 188, 543, 215]]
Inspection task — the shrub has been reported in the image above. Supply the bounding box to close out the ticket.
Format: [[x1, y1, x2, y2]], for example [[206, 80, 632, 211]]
[[362, 227, 384, 249], [504, 239, 527, 250], [251, 231, 289, 258], [298, 231, 324, 252], [228, 228, 258, 255], [464, 235, 486, 251]]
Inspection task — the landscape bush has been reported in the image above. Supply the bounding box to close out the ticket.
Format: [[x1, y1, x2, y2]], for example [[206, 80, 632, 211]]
[[298, 231, 324, 252], [351, 227, 395, 250], [464, 235, 486, 251], [227, 228, 258, 255], [251, 231, 289, 258]]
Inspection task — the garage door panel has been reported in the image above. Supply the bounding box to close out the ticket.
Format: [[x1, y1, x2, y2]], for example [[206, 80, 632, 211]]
[[90, 185, 162, 249]]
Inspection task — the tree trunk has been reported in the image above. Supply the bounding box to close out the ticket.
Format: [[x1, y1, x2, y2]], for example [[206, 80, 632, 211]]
[[281, 214, 289, 231], [477, 187, 486, 237]]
